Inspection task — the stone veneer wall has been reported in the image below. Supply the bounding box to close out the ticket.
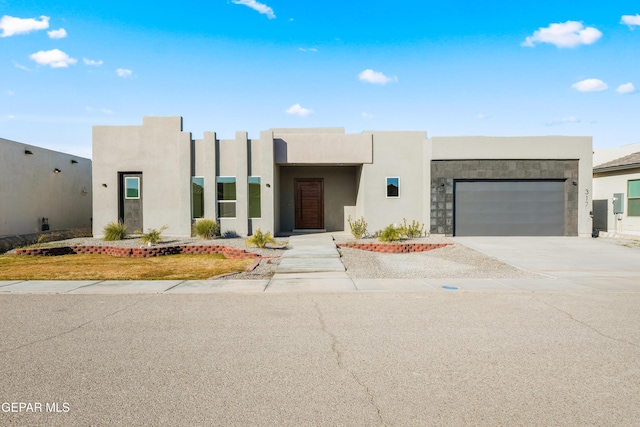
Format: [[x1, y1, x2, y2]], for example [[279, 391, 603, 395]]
[[430, 160, 579, 236]]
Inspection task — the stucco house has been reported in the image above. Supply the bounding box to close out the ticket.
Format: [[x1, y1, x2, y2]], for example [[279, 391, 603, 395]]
[[0, 137, 92, 237], [593, 142, 640, 236], [92, 116, 593, 238]]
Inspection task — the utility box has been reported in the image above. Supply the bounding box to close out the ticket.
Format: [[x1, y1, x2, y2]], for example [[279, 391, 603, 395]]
[[613, 193, 624, 214]]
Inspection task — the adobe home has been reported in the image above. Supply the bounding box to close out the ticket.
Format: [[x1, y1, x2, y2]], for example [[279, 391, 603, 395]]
[[92, 116, 593, 238]]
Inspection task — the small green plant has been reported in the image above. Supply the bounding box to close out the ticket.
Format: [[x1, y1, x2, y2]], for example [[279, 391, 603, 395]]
[[36, 234, 48, 248], [399, 218, 425, 239], [378, 224, 402, 243], [246, 229, 277, 248], [140, 225, 168, 245], [347, 215, 368, 239], [193, 219, 220, 239], [103, 221, 128, 241]]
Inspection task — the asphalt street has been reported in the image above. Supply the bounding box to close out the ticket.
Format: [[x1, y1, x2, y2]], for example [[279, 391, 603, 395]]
[[1, 291, 639, 426]]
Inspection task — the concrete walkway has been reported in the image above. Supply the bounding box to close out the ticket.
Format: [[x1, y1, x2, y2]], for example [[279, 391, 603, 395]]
[[275, 234, 345, 274], [265, 233, 356, 292]]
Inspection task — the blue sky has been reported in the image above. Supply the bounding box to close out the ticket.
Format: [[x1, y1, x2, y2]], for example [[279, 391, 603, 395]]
[[1, 0, 639, 158]]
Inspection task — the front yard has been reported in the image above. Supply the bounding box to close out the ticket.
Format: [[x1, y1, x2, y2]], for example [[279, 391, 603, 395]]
[[0, 253, 253, 280]]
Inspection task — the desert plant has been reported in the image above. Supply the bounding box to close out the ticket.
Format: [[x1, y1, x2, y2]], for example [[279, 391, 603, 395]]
[[399, 218, 425, 239], [246, 229, 277, 248], [36, 234, 48, 248], [140, 225, 168, 245], [193, 219, 220, 239], [378, 224, 402, 243], [347, 215, 368, 239], [103, 221, 128, 241]]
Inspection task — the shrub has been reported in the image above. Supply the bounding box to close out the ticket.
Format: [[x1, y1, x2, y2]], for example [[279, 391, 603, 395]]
[[347, 215, 368, 239], [400, 218, 425, 239], [246, 229, 277, 248], [193, 219, 220, 239], [378, 224, 402, 243], [36, 234, 48, 248], [140, 225, 168, 245], [103, 221, 128, 241]]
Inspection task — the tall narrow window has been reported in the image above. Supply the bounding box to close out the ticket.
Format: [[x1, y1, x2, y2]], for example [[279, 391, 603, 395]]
[[217, 177, 236, 218], [386, 177, 400, 198], [628, 180, 640, 216], [192, 177, 204, 219], [125, 177, 140, 199], [248, 177, 261, 219]]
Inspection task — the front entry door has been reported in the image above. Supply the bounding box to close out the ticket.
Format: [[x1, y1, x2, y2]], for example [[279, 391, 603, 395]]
[[119, 173, 143, 232], [295, 179, 324, 229], [592, 199, 608, 232]]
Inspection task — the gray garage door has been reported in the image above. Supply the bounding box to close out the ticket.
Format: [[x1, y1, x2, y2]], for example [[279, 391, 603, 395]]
[[454, 180, 565, 236]]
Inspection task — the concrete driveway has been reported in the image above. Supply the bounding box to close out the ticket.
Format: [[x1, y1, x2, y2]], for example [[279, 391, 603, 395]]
[[454, 236, 640, 281]]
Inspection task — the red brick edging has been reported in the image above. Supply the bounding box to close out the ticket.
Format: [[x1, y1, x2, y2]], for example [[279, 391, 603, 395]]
[[15, 245, 259, 259], [338, 242, 451, 253]]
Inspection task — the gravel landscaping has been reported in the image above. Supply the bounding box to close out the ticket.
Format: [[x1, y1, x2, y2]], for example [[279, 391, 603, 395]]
[[338, 243, 541, 279]]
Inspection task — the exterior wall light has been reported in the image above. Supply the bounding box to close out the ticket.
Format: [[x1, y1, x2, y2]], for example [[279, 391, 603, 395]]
[[71, 159, 78, 164], [54, 168, 61, 174], [102, 183, 108, 187], [265, 183, 271, 188], [24, 149, 33, 155]]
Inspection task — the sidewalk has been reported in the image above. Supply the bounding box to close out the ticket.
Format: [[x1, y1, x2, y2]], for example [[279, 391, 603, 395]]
[[2, 233, 640, 294]]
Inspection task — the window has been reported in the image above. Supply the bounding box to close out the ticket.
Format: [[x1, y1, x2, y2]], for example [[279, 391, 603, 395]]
[[125, 177, 140, 199], [386, 177, 400, 198], [192, 177, 204, 219], [248, 177, 261, 218], [217, 177, 236, 218], [629, 180, 640, 216]]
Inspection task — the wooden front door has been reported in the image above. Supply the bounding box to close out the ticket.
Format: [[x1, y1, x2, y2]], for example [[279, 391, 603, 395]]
[[295, 179, 324, 229]]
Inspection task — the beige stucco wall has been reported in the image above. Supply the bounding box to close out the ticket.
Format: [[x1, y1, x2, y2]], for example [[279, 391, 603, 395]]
[[274, 133, 373, 165], [0, 137, 92, 236], [92, 116, 192, 238], [357, 131, 428, 233], [593, 168, 640, 236], [430, 136, 593, 237]]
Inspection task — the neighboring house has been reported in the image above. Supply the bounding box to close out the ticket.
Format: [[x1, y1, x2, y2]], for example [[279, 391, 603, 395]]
[[593, 145, 640, 236], [92, 116, 593, 238], [0, 137, 92, 237]]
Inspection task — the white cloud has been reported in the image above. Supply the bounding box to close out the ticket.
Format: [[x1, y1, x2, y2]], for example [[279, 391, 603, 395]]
[[116, 68, 133, 78], [361, 112, 373, 119], [621, 14, 640, 28], [231, 0, 275, 19], [83, 58, 103, 66], [47, 28, 67, 39], [13, 61, 31, 71], [476, 113, 490, 120], [616, 82, 636, 94], [29, 49, 77, 68], [6, 90, 14, 96], [358, 69, 397, 85], [572, 78, 608, 92], [547, 117, 581, 126], [522, 21, 602, 48], [0, 15, 49, 37], [285, 103, 313, 117], [298, 47, 318, 52]]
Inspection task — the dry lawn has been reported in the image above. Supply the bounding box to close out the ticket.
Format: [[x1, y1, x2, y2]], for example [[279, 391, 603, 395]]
[[0, 254, 253, 280]]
